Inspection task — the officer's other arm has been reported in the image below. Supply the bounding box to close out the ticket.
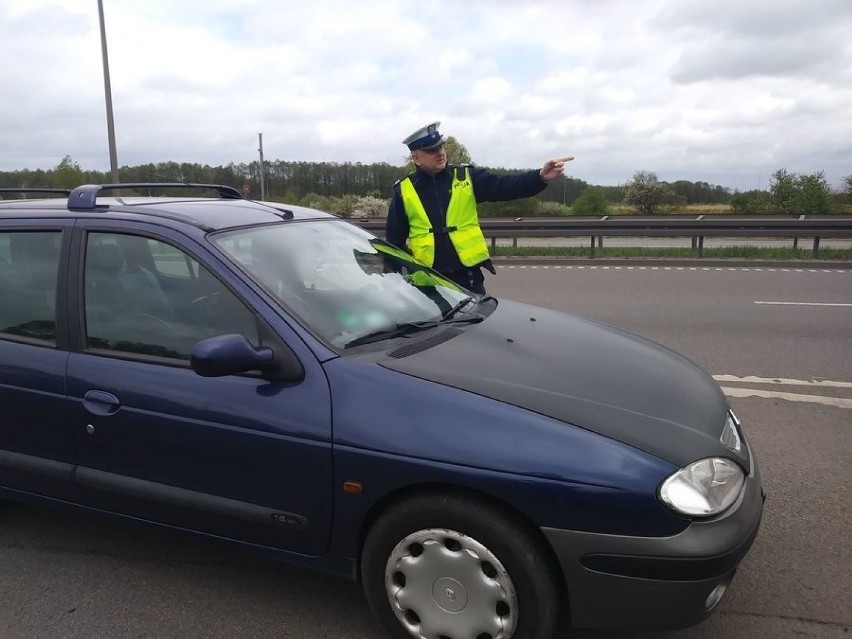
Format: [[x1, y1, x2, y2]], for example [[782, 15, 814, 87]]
[[385, 189, 411, 250]]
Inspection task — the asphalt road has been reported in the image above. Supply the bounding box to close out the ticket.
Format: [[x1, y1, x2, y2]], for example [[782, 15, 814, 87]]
[[489, 262, 852, 381], [490, 262, 852, 638], [492, 237, 852, 250], [1, 263, 850, 638]]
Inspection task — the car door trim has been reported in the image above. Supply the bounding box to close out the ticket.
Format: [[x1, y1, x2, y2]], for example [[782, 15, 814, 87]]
[[76, 467, 309, 530], [0, 450, 75, 481]]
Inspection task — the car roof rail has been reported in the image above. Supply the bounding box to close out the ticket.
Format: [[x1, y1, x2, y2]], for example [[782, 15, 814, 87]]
[[0, 188, 73, 199], [67, 182, 244, 210]]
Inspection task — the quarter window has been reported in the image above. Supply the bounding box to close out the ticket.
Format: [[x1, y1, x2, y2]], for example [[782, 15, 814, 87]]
[[84, 233, 259, 360], [0, 231, 61, 344]]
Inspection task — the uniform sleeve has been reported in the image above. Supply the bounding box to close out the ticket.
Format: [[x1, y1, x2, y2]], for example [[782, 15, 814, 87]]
[[385, 185, 410, 250], [469, 166, 547, 203]]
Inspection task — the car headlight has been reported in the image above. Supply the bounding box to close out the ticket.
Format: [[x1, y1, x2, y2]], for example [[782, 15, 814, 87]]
[[659, 457, 745, 517]]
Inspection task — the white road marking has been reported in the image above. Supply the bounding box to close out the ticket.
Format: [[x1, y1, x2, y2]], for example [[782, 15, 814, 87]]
[[713, 375, 852, 389], [498, 265, 850, 273], [720, 386, 852, 409], [754, 301, 852, 307], [713, 375, 852, 409]]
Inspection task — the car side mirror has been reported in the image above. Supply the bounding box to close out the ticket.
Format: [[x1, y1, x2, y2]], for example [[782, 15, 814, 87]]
[[190, 333, 304, 381]]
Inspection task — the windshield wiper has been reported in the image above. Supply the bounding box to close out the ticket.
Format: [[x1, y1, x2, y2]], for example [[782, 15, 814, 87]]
[[403, 315, 484, 330], [442, 296, 475, 320], [343, 322, 435, 348], [343, 314, 483, 349]]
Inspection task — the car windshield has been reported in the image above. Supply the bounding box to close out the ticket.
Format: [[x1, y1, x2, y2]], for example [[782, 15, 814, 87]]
[[211, 220, 474, 348]]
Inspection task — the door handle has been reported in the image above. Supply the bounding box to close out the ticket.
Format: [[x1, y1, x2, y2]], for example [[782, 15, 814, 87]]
[[83, 390, 121, 416]]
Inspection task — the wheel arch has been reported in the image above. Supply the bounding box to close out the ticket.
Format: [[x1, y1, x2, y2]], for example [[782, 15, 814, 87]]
[[355, 481, 566, 592]]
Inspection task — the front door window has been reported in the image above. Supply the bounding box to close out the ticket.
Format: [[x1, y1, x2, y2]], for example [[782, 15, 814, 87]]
[[84, 232, 259, 359]]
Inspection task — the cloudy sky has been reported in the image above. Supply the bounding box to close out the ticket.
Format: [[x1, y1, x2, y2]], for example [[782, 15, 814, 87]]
[[2, 0, 850, 192]]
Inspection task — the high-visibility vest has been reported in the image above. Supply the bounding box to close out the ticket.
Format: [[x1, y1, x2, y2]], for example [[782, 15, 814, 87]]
[[398, 167, 489, 267], [371, 241, 461, 290]]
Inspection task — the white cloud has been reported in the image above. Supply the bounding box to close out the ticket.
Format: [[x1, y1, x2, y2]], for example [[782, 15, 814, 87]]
[[469, 77, 514, 104], [1, 0, 850, 191]]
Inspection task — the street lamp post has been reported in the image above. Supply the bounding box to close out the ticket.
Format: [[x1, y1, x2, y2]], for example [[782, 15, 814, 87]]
[[258, 133, 266, 200], [97, 0, 119, 182]]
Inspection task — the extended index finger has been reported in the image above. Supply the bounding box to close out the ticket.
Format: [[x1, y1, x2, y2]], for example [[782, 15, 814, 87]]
[[553, 156, 574, 163]]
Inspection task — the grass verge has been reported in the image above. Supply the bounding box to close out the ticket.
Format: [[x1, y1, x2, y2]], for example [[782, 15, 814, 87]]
[[492, 246, 852, 260]]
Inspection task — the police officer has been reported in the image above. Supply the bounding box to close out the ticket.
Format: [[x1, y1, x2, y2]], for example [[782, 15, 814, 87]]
[[386, 121, 573, 294]]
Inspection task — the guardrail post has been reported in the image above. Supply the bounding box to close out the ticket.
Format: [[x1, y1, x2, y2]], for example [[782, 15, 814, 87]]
[[698, 236, 704, 258], [491, 236, 496, 251], [813, 237, 820, 258], [693, 215, 703, 249], [794, 215, 805, 249], [590, 236, 595, 258], [598, 216, 608, 253], [512, 237, 518, 249]]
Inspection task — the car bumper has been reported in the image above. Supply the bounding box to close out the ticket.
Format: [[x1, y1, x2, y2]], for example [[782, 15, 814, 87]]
[[542, 453, 764, 631]]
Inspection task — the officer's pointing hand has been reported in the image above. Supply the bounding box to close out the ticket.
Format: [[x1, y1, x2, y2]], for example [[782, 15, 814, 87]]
[[540, 156, 574, 182]]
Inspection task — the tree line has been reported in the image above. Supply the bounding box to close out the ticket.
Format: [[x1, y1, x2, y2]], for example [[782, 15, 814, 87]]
[[1, 146, 848, 217], [619, 169, 845, 216]]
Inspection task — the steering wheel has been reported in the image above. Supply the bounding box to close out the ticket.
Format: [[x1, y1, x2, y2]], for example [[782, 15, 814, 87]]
[[136, 313, 177, 333], [190, 291, 223, 318], [191, 291, 223, 306]]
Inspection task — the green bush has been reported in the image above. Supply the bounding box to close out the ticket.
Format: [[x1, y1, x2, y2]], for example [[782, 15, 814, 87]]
[[571, 188, 611, 215], [534, 200, 573, 217]]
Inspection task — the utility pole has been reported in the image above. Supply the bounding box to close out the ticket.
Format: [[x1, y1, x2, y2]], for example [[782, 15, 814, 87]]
[[97, 0, 119, 183], [258, 133, 266, 200]]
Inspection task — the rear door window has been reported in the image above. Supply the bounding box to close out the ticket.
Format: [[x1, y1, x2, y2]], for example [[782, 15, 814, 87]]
[[0, 231, 61, 344]]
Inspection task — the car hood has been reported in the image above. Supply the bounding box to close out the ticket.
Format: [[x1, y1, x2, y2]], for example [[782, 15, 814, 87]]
[[380, 299, 736, 468]]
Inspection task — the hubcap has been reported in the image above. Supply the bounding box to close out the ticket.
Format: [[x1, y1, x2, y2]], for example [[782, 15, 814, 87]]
[[384, 528, 517, 639]]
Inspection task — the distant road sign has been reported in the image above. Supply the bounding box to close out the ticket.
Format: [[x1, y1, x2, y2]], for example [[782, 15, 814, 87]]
[[242, 184, 250, 195]]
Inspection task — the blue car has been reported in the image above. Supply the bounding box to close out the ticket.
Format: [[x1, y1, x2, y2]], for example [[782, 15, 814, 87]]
[[0, 184, 763, 639]]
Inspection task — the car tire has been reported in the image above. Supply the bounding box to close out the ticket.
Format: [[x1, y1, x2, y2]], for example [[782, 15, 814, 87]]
[[361, 493, 562, 639]]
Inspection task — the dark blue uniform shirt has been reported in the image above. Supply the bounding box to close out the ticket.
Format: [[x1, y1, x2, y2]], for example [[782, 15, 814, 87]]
[[386, 164, 547, 275]]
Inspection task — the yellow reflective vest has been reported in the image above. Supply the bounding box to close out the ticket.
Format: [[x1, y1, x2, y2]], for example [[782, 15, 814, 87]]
[[371, 241, 461, 290], [398, 167, 490, 268]]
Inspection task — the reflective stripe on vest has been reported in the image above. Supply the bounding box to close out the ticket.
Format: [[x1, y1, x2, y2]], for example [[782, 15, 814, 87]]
[[398, 167, 490, 267], [372, 241, 458, 289]]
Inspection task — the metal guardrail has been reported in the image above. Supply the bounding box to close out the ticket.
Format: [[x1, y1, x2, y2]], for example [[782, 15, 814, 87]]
[[354, 215, 852, 258]]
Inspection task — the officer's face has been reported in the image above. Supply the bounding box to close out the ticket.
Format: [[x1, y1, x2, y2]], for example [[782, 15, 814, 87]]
[[412, 144, 447, 175]]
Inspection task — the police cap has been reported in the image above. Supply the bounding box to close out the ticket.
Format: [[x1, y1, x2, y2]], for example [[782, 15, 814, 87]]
[[402, 121, 446, 151]]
